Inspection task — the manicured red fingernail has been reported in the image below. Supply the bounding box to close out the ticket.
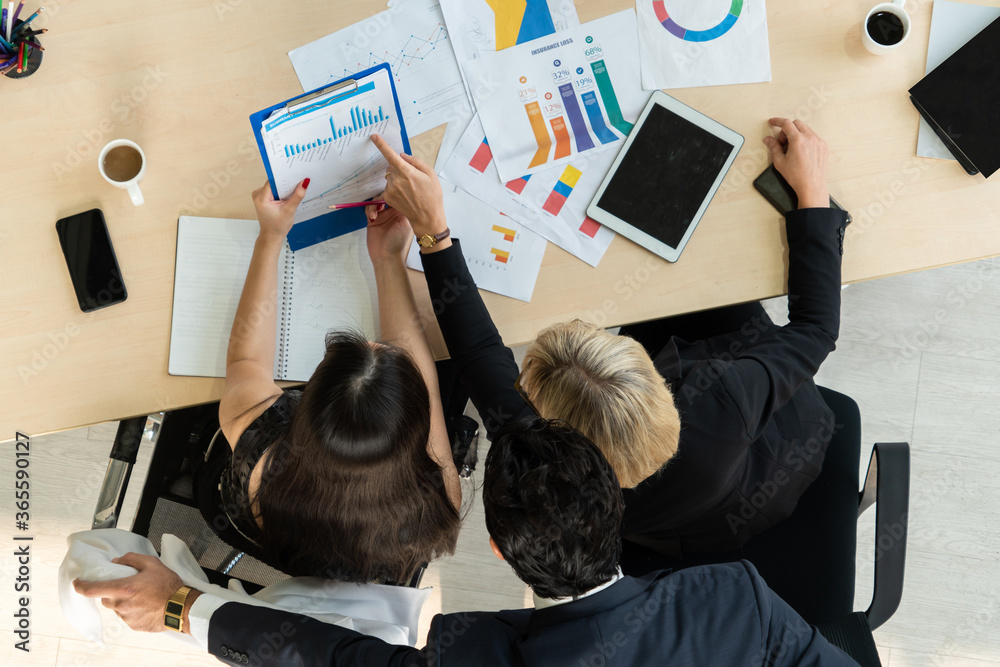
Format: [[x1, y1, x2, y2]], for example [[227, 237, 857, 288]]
[[302, 178, 311, 189]]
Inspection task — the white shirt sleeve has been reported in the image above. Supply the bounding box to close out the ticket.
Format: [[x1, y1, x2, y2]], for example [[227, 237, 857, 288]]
[[188, 592, 230, 650]]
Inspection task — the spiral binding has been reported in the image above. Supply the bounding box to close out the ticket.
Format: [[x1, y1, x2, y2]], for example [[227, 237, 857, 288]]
[[276, 245, 295, 378]]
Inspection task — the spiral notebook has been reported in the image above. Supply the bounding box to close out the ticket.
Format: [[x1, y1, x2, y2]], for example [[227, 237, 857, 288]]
[[168, 216, 380, 382]]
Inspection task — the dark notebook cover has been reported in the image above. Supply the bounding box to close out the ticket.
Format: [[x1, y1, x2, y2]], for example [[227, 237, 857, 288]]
[[909, 16, 1000, 178]]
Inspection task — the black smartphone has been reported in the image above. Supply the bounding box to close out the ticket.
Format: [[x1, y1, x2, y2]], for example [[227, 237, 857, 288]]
[[753, 165, 853, 224], [55, 209, 128, 312]]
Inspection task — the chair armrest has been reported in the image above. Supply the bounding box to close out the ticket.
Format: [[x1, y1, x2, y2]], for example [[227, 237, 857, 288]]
[[859, 442, 910, 631], [91, 417, 147, 530]]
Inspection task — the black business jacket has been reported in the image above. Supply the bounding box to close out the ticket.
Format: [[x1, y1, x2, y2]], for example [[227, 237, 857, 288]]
[[207, 561, 857, 666], [422, 208, 848, 556]]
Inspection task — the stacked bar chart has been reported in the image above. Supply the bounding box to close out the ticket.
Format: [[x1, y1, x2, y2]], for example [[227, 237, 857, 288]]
[[542, 166, 583, 216]]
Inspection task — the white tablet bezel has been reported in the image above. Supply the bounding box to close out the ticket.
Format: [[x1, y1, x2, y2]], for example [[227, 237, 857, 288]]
[[586, 90, 744, 263]]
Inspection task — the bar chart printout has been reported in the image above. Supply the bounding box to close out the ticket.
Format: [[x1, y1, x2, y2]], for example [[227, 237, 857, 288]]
[[260, 67, 407, 225], [464, 10, 646, 182]]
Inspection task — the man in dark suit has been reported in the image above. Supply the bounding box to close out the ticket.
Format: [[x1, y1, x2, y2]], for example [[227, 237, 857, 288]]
[[75, 417, 856, 665]]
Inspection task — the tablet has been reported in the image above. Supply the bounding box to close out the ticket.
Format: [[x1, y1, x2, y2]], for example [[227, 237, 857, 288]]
[[587, 91, 744, 262]]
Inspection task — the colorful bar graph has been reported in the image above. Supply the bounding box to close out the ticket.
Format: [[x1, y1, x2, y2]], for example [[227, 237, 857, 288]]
[[581, 91, 618, 144], [491, 248, 510, 264], [558, 84, 595, 152], [525, 101, 552, 168], [590, 60, 633, 135], [580, 216, 601, 238], [550, 116, 572, 159], [492, 224, 516, 242], [542, 166, 583, 216], [283, 104, 389, 158], [506, 174, 532, 194], [469, 137, 494, 173]]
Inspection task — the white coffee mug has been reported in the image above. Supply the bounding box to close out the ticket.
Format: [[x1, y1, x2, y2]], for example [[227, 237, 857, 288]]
[[98, 139, 146, 206], [862, 0, 911, 55]]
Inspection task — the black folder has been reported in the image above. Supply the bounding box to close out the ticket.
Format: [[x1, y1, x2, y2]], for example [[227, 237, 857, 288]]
[[908, 16, 1000, 178]]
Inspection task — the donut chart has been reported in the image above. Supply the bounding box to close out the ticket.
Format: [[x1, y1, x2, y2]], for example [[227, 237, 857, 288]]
[[652, 1, 743, 42]]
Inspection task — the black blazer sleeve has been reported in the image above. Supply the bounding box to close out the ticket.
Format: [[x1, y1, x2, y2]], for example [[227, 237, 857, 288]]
[[208, 601, 427, 666], [718, 208, 846, 441], [744, 562, 859, 666], [420, 241, 531, 437]]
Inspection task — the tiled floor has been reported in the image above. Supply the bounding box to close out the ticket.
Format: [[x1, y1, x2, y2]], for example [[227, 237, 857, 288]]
[[3, 258, 1000, 666]]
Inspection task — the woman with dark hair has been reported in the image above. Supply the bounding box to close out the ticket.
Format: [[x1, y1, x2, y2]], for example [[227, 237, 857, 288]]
[[199, 177, 461, 584]]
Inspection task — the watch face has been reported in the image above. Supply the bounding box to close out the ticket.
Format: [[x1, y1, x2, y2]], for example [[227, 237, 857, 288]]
[[418, 235, 435, 247]]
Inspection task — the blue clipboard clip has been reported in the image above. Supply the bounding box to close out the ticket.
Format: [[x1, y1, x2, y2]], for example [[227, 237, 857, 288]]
[[249, 63, 410, 252]]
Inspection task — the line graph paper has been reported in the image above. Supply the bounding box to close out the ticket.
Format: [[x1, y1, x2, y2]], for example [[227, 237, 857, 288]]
[[341, 23, 449, 81], [290, 0, 468, 137]]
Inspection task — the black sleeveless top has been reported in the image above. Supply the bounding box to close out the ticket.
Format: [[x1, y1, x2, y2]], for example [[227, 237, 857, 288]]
[[219, 390, 301, 544]]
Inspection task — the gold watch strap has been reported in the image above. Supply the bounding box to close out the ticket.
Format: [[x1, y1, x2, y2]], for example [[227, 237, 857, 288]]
[[164, 586, 192, 632]]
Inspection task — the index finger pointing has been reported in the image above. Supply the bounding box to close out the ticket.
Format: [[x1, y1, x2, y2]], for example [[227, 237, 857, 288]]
[[371, 134, 408, 171]]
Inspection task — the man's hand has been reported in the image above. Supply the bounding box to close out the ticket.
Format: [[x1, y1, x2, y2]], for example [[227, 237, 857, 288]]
[[370, 134, 447, 238], [73, 553, 197, 634], [251, 178, 309, 239], [763, 118, 829, 209]]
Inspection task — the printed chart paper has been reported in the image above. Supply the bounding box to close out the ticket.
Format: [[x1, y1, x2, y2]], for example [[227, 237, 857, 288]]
[[917, 0, 1000, 160], [463, 10, 646, 183], [289, 0, 467, 137], [434, 0, 580, 172], [406, 182, 548, 302], [259, 68, 406, 225], [636, 0, 771, 90], [442, 115, 615, 267]]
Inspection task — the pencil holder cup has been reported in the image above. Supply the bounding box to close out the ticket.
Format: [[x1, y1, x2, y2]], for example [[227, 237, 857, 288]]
[[2, 20, 43, 79]]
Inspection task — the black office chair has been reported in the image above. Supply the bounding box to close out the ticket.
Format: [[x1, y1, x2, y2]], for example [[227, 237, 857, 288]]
[[619, 387, 910, 667], [91, 359, 479, 592]]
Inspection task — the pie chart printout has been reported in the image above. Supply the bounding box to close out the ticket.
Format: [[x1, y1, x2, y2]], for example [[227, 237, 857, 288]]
[[652, 0, 743, 42]]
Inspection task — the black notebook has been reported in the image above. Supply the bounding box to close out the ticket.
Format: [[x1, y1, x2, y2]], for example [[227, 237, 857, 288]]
[[909, 16, 1000, 178]]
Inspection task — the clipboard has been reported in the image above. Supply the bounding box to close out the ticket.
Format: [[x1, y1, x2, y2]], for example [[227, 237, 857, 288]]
[[250, 63, 411, 252]]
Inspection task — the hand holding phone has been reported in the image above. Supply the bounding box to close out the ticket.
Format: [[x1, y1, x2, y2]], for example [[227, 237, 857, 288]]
[[56, 209, 128, 312], [754, 165, 852, 224]]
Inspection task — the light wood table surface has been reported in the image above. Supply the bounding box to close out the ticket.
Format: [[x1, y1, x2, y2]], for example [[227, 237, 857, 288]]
[[3, 0, 998, 441]]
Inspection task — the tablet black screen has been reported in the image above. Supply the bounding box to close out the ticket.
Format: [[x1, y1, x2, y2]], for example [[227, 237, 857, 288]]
[[597, 103, 734, 249]]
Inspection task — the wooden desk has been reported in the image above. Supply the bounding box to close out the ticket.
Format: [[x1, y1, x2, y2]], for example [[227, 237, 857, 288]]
[[3, 0, 999, 440]]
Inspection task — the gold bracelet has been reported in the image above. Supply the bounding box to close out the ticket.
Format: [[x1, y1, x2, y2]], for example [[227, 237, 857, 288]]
[[164, 586, 192, 632]]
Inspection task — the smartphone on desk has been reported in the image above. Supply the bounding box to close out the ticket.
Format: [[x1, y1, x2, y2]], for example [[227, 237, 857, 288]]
[[56, 209, 128, 312], [754, 165, 852, 224]]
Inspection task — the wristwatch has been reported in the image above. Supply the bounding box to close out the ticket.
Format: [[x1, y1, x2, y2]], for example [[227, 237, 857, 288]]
[[164, 586, 192, 632], [416, 227, 451, 248]]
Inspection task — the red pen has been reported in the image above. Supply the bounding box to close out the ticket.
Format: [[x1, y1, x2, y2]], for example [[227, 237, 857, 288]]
[[327, 200, 387, 210]]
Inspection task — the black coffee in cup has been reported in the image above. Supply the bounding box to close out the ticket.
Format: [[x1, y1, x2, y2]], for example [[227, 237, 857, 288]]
[[867, 11, 905, 46]]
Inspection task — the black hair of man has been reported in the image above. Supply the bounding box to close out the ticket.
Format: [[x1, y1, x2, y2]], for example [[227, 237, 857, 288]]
[[483, 417, 623, 600]]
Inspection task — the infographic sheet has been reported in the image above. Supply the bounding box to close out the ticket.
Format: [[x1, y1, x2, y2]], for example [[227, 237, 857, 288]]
[[636, 0, 771, 90], [405, 182, 548, 302], [463, 10, 646, 182], [442, 115, 615, 267]]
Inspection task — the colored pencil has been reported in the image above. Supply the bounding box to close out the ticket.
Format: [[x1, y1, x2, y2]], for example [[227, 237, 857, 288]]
[[6, 3, 12, 43], [10, 4, 39, 36], [327, 200, 387, 210], [21, 38, 39, 49], [0, 27, 11, 52], [2, 9, 7, 44], [16, 38, 23, 72], [11, 1, 22, 26]]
